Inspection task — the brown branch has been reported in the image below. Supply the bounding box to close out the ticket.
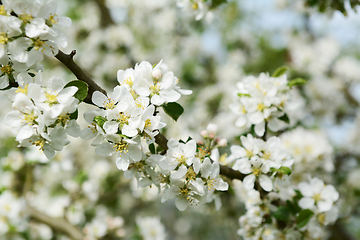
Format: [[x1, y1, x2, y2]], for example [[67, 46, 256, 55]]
[[27, 205, 84, 240], [55, 50, 107, 105], [94, 0, 115, 27]]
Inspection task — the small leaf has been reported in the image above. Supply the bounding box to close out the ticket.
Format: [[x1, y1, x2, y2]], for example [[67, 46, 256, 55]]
[[278, 166, 292, 175], [69, 109, 78, 120], [287, 78, 307, 88], [64, 80, 89, 102], [162, 102, 184, 121], [211, 0, 227, 8], [272, 206, 290, 221], [278, 113, 290, 124], [287, 200, 299, 215], [237, 93, 251, 97], [272, 66, 289, 78], [149, 143, 155, 154], [93, 116, 107, 128], [28, 72, 35, 77], [296, 209, 314, 229]]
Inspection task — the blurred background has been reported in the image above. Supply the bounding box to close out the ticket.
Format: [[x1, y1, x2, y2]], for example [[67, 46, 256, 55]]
[[2, 0, 360, 239]]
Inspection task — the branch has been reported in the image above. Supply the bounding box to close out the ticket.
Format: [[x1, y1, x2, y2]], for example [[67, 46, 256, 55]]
[[55, 50, 107, 105], [27, 205, 84, 240], [93, 0, 115, 27]]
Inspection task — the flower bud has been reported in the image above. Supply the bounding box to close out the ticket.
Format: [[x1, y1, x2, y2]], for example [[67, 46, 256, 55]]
[[152, 68, 162, 80]]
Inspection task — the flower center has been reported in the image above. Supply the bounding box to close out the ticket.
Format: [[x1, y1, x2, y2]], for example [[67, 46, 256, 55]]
[[176, 154, 187, 165], [117, 113, 129, 125], [145, 119, 151, 128], [257, 103, 265, 111], [150, 83, 160, 95], [0, 33, 8, 45], [23, 111, 37, 124], [114, 141, 129, 154], [45, 92, 58, 105], [16, 85, 28, 95], [0, 6, 7, 16], [186, 168, 196, 182], [313, 193, 321, 203], [123, 77, 133, 87], [252, 167, 261, 177], [103, 98, 116, 110], [19, 14, 33, 23], [1, 65, 13, 75], [33, 39, 46, 51]]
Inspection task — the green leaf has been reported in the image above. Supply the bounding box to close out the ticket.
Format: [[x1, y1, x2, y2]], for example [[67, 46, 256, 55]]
[[278, 113, 290, 124], [287, 78, 307, 88], [287, 200, 299, 215], [93, 116, 107, 128], [272, 206, 290, 221], [278, 166, 292, 175], [162, 102, 184, 121], [149, 143, 155, 154], [64, 80, 89, 102], [272, 66, 289, 77], [211, 0, 227, 8], [237, 93, 251, 97], [296, 209, 314, 229], [69, 109, 78, 120]]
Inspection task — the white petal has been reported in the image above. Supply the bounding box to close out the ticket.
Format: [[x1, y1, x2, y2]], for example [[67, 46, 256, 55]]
[[299, 197, 315, 210], [259, 174, 273, 192], [243, 174, 256, 190]]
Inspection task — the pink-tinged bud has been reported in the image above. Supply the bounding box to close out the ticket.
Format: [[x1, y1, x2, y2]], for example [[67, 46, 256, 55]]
[[152, 68, 162, 79], [200, 130, 207, 137], [218, 138, 227, 147], [197, 140, 204, 145], [209, 133, 215, 138]]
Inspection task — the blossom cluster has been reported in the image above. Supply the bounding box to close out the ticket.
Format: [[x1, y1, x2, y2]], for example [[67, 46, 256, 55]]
[[0, 190, 26, 235], [230, 73, 304, 136], [230, 135, 340, 239], [280, 127, 334, 181], [227, 134, 294, 192], [122, 124, 229, 211], [82, 60, 191, 169], [4, 74, 80, 159], [0, 0, 70, 88]]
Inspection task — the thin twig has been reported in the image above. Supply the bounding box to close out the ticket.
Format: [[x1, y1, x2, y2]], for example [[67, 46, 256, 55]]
[[55, 50, 107, 105], [27, 206, 84, 240]]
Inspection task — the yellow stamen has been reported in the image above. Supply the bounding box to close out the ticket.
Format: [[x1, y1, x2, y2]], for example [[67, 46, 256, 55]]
[[33, 39, 46, 51], [257, 103, 265, 111], [16, 85, 29, 95], [192, 3, 198, 9], [23, 111, 37, 124], [123, 77, 133, 87], [45, 92, 58, 105], [145, 119, 151, 128], [0, 6, 7, 16], [150, 84, 160, 95], [176, 155, 187, 165], [1, 65, 13, 75], [252, 167, 261, 177], [113, 141, 129, 155], [0, 32, 8, 45], [103, 98, 116, 110], [19, 14, 33, 23], [186, 168, 196, 182]]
